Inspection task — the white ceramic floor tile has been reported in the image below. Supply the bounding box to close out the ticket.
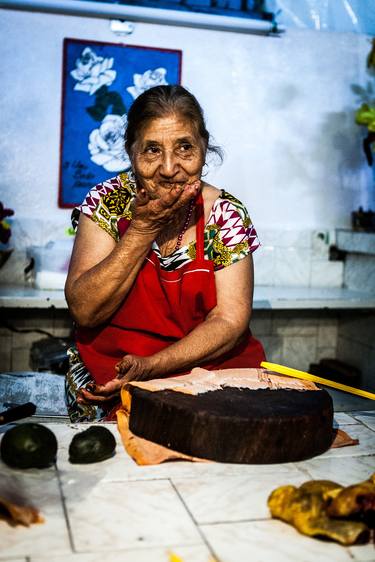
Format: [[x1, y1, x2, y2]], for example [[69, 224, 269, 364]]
[[318, 425, 375, 458], [109, 460, 302, 481], [296, 454, 375, 486], [349, 544, 375, 562], [0, 559, 27, 561], [31, 544, 212, 562], [63, 479, 201, 552], [333, 412, 360, 427], [96, 459, 305, 483], [53, 422, 139, 482], [51, 422, 124, 466], [172, 472, 306, 524], [201, 520, 356, 562], [4, 420, 374, 561], [0, 467, 71, 558], [348, 542, 375, 562], [351, 411, 375, 432]]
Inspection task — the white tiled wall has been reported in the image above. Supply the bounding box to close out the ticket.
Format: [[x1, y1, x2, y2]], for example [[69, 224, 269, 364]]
[[1, 307, 374, 391], [0, 309, 339, 374], [344, 254, 375, 294], [336, 313, 375, 391], [253, 228, 344, 288], [336, 230, 375, 295], [1, 8, 373, 249], [0, 225, 345, 289], [251, 311, 338, 372], [0, 309, 74, 372]]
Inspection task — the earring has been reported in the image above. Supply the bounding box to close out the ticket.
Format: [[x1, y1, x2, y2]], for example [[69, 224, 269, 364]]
[[128, 168, 135, 181], [127, 168, 137, 192]]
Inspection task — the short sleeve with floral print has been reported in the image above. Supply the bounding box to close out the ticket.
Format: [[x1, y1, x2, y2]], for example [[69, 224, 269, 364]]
[[72, 173, 260, 272]]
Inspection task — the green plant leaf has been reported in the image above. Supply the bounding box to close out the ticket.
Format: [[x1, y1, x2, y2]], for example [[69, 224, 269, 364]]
[[367, 38, 375, 69], [65, 226, 76, 237], [355, 104, 375, 128]]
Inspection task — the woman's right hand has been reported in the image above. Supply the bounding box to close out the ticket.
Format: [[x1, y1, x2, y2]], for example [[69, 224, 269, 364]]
[[130, 180, 201, 235], [76, 354, 154, 405], [65, 180, 200, 328]]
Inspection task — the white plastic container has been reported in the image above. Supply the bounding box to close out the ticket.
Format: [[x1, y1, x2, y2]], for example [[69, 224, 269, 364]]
[[27, 239, 74, 290]]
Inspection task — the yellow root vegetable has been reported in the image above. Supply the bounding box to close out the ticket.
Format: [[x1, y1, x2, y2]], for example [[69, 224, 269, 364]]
[[268, 476, 373, 546]]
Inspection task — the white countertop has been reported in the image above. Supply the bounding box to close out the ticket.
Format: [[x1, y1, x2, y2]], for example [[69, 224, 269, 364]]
[[253, 286, 375, 310], [1, 412, 375, 562], [1, 285, 375, 310], [0, 286, 68, 309]]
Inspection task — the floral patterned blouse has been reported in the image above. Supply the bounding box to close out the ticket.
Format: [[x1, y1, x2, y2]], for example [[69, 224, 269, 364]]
[[72, 172, 260, 271]]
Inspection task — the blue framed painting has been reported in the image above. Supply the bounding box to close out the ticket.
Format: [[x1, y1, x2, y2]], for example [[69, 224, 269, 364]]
[[59, 38, 182, 207]]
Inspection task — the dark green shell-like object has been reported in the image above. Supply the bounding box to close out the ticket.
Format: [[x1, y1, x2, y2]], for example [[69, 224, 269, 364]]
[[69, 426, 116, 464], [0, 423, 58, 469]]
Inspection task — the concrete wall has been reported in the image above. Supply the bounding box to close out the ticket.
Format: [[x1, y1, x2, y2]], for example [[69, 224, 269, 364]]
[[0, 7, 373, 246], [0, 307, 339, 377], [4, 307, 375, 390]]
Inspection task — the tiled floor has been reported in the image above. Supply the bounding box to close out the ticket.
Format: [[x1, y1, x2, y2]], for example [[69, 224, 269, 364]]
[[0, 412, 374, 562]]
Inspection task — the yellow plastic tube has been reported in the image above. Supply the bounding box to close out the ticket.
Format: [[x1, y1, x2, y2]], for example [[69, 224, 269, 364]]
[[261, 361, 375, 401]]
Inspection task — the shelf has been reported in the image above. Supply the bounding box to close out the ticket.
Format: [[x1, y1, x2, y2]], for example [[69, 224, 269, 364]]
[[1, 285, 375, 310], [253, 286, 375, 310], [336, 229, 375, 255]]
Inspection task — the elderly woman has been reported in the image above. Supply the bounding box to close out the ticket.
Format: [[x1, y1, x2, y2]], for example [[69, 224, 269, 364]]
[[65, 85, 265, 421]]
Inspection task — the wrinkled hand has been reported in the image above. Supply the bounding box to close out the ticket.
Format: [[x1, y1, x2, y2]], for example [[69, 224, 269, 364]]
[[77, 354, 153, 405], [131, 180, 201, 235]]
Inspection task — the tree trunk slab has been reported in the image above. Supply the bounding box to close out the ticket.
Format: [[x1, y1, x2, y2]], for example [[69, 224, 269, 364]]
[[128, 387, 334, 464]]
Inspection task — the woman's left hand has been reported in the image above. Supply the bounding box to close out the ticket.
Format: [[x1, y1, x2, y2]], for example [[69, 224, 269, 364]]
[[77, 354, 153, 404]]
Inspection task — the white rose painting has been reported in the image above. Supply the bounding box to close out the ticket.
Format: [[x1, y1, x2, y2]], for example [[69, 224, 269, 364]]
[[71, 47, 116, 95], [88, 114, 130, 172], [60, 39, 181, 207], [127, 68, 168, 99]]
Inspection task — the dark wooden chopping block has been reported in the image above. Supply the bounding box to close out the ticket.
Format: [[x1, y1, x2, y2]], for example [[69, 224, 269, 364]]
[[128, 387, 334, 464]]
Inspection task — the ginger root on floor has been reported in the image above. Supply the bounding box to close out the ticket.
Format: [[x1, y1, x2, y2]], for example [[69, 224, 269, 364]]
[[267, 474, 375, 545]]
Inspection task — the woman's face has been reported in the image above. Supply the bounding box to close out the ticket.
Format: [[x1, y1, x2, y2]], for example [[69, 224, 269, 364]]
[[132, 113, 206, 198]]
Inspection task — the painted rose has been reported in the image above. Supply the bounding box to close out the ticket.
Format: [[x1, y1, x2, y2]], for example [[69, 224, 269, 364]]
[[71, 47, 116, 96], [126, 68, 168, 99], [88, 114, 130, 172]]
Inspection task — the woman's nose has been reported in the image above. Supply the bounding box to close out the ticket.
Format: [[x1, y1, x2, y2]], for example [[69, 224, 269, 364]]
[[159, 151, 179, 177]]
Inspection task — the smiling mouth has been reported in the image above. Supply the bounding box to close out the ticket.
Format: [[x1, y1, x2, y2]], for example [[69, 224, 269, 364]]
[[159, 181, 186, 188]]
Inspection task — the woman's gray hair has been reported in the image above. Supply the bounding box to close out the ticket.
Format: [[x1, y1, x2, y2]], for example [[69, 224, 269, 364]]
[[124, 85, 223, 164]]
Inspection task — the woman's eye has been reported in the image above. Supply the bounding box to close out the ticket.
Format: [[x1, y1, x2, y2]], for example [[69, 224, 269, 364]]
[[178, 143, 193, 153], [145, 146, 160, 155]]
